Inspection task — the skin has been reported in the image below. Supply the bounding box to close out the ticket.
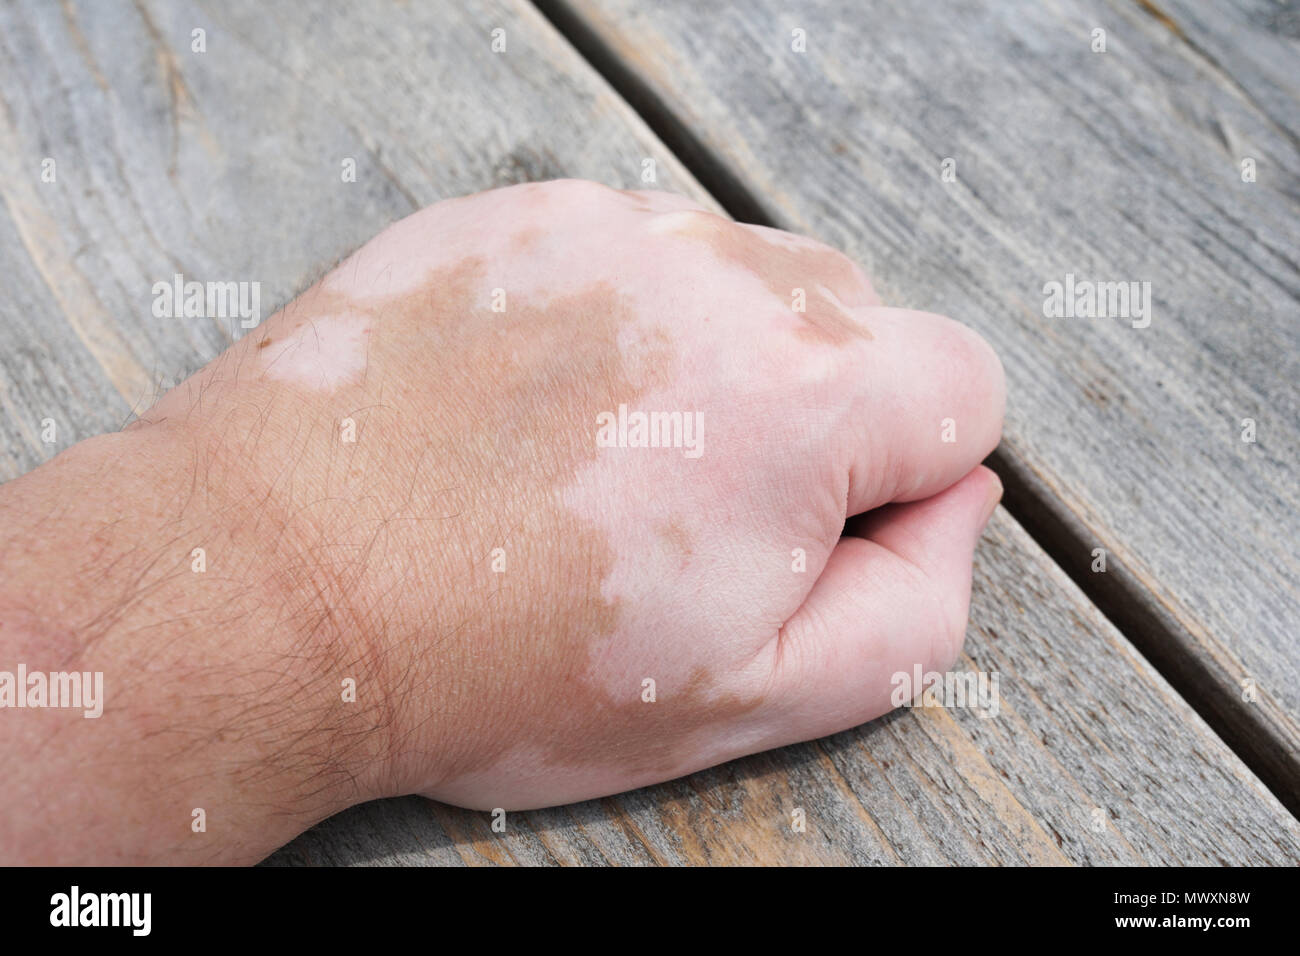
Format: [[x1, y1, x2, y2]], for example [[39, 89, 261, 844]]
[[0, 180, 1005, 864]]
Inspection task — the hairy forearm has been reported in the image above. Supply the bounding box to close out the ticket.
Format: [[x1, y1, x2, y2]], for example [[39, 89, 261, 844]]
[[0, 425, 387, 864]]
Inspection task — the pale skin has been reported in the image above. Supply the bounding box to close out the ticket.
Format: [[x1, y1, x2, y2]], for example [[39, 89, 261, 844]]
[[0, 180, 1005, 864]]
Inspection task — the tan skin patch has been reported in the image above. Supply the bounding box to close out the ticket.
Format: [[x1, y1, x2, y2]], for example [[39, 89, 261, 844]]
[[657, 517, 694, 571], [672, 214, 874, 345], [194, 253, 767, 789], [508, 226, 544, 251]]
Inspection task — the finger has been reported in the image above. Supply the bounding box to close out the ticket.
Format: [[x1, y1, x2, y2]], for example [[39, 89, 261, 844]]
[[756, 466, 1001, 743], [836, 307, 1005, 515]]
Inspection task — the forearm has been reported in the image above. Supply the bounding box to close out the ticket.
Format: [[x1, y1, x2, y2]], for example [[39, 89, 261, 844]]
[[0, 425, 386, 864]]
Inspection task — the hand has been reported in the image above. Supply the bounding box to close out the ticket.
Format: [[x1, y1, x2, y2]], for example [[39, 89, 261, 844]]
[[0, 180, 1004, 863]]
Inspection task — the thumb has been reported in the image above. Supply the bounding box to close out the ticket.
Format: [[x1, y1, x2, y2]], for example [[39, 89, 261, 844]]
[[761, 466, 1002, 743]]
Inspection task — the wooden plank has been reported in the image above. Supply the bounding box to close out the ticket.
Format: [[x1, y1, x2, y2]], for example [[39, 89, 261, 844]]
[[268, 510, 1300, 865], [0, 0, 1294, 864], [1149, 0, 1300, 141], [0, 208, 130, 477], [0, 0, 709, 425], [540, 0, 1300, 805]]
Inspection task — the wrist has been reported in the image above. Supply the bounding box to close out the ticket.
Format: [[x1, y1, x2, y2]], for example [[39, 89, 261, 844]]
[[0, 424, 390, 863]]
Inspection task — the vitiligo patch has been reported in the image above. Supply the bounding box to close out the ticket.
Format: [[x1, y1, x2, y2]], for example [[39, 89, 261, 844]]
[[258, 314, 371, 390]]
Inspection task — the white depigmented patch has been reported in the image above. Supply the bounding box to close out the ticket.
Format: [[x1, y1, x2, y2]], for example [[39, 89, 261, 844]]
[[259, 313, 372, 390], [644, 209, 716, 236], [739, 224, 835, 255]]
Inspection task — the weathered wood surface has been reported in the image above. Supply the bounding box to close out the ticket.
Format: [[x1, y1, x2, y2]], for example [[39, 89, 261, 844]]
[[0, 0, 1293, 864], [541, 0, 1300, 804]]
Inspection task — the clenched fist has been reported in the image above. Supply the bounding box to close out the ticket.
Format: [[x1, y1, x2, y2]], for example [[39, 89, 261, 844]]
[[0, 180, 1004, 863]]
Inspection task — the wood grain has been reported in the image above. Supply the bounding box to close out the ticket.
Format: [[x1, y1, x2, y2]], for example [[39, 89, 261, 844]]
[[540, 0, 1300, 805], [0, 0, 1294, 864]]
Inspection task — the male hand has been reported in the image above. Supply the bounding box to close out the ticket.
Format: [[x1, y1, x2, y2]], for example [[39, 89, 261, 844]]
[[0, 180, 1004, 863]]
